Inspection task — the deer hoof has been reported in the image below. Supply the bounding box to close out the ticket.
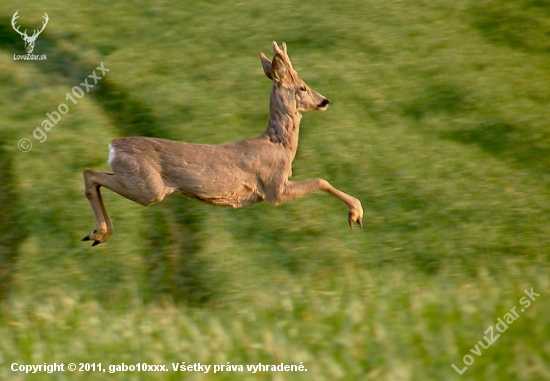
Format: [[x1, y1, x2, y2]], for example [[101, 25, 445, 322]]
[[82, 235, 103, 246], [82, 227, 110, 246], [348, 210, 363, 229]]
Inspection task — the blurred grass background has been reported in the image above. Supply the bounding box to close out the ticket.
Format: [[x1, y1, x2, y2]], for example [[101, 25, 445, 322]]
[[1, 0, 549, 379]]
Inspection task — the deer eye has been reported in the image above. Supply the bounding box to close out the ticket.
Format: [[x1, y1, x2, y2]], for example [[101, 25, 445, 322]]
[[299, 86, 307, 92]]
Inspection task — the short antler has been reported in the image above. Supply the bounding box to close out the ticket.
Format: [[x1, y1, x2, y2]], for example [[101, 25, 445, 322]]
[[271, 41, 294, 71]]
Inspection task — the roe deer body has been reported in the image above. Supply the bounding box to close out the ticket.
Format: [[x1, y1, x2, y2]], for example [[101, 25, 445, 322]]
[[82, 42, 363, 246]]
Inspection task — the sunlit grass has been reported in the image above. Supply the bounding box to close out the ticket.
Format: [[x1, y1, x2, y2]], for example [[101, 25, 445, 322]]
[[1, 0, 549, 379]]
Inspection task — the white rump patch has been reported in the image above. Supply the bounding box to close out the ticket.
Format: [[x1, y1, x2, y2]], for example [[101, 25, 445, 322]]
[[107, 143, 116, 168]]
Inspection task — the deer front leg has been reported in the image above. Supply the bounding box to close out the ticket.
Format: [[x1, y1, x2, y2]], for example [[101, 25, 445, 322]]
[[274, 179, 363, 228]]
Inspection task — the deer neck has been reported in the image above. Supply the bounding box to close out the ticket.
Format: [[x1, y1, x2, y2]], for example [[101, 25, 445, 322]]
[[264, 90, 302, 159]]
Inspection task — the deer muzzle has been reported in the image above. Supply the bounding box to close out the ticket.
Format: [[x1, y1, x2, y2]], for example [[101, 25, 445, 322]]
[[318, 98, 330, 111]]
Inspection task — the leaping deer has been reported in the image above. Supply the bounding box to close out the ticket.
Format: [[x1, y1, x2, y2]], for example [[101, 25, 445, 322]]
[[11, 11, 49, 54], [82, 42, 363, 246]]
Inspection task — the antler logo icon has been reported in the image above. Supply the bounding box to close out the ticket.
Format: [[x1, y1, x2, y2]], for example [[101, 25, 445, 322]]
[[11, 10, 49, 54]]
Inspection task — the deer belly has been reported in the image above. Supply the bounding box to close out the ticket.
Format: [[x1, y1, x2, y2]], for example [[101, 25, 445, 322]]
[[177, 183, 262, 208], [168, 167, 263, 208]]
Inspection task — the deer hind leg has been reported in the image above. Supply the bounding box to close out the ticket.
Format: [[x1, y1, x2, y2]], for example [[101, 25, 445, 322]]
[[272, 178, 364, 228], [82, 167, 168, 246], [82, 169, 115, 246]]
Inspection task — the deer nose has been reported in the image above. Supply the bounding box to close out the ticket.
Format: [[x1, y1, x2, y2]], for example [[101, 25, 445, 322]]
[[319, 99, 330, 108]]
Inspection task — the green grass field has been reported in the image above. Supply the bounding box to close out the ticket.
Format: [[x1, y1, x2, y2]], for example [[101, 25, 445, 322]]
[[1, 0, 549, 379]]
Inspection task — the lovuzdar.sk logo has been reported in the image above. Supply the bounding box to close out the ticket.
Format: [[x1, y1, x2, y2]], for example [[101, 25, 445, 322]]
[[11, 10, 48, 61]]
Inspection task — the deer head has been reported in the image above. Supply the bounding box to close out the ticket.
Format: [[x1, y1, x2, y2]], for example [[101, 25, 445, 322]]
[[260, 42, 329, 114], [11, 11, 49, 54]]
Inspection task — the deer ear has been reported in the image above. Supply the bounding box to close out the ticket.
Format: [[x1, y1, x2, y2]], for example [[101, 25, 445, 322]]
[[271, 55, 287, 83], [260, 52, 273, 80]]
